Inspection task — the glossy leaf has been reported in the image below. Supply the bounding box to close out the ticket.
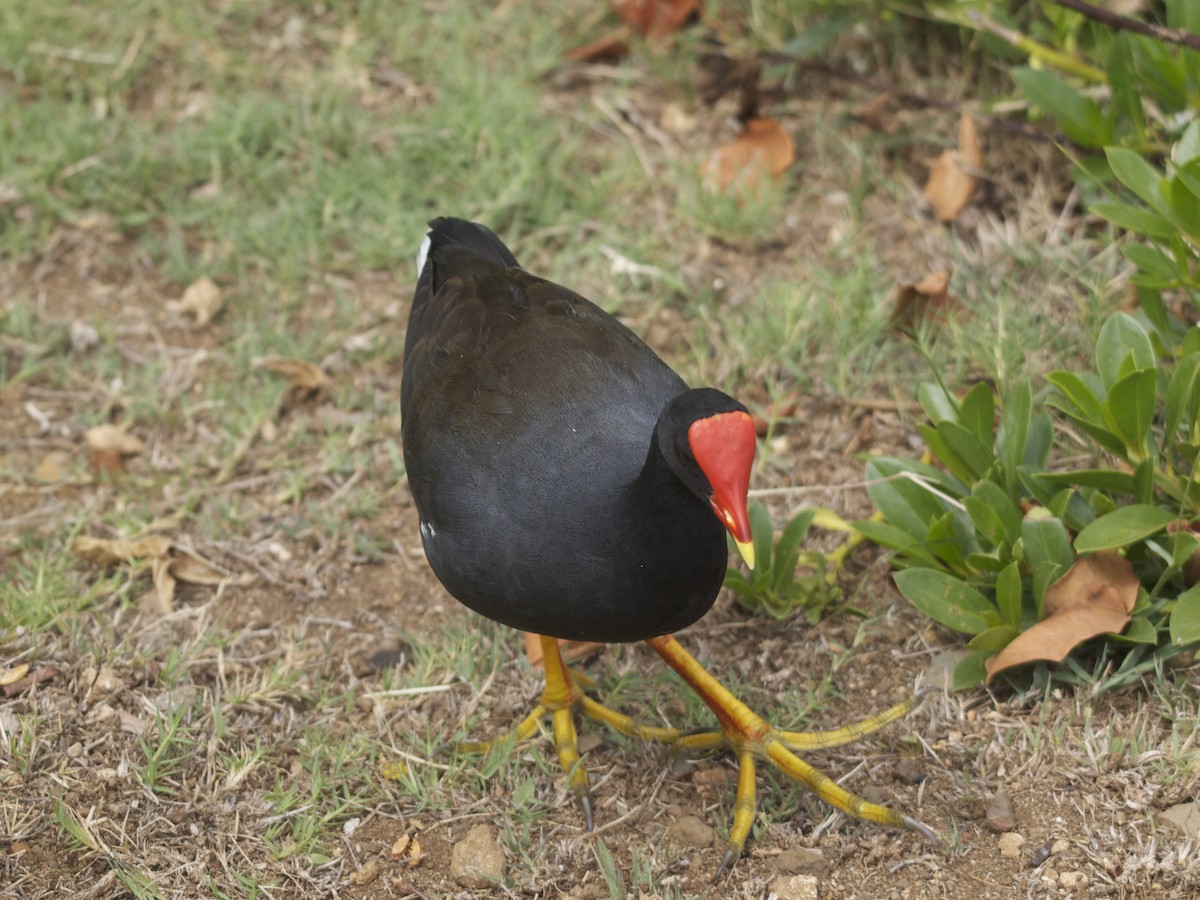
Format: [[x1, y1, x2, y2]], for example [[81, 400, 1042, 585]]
[[996, 561, 1023, 629], [1165, 351, 1200, 444], [1105, 147, 1170, 218], [998, 378, 1031, 501], [972, 479, 1022, 543], [893, 568, 994, 635], [967, 624, 1020, 653], [1170, 583, 1200, 646], [1073, 504, 1176, 553], [1095, 313, 1154, 392], [1104, 367, 1156, 459], [959, 382, 995, 448], [1013, 67, 1112, 147]]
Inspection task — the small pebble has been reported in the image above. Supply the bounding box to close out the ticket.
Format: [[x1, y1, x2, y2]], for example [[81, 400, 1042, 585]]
[[998, 832, 1025, 858], [665, 815, 716, 850], [450, 824, 505, 889], [1051, 839, 1070, 854], [774, 847, 828, 876], [769, 874, 819, 900], [985, 787, 1016, 833], [1059, 871, 1087, 889]]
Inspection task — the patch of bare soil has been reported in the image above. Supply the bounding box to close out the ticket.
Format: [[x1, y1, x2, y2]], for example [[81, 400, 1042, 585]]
[[4, 41, 1199, 900]]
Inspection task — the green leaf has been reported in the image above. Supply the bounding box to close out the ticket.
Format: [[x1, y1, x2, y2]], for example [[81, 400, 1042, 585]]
[[999, 378, 1031, 501], [952, 652, 988, 690], [1104, 367, 1156, 459], [748, 502, 774, 578], [893, 569, 994, 635], [1106, 35, 1146, 140], [918, 424, 976, 487], [1095, 313, 1155, 392], [1169, 583, 1200, 646], [927, 510, 971, 573], [963, 496, 1007, 548], [1091, 201, 1176, 239], [1013, 67, 1112, 147], [967, 624, 1020, 653], [1166, 352, 1200, 445], [1042, 401, 1129, 457], [1045, 370, 1107, 419], [1105, 147, 1170, 218], [1178, 120, 1200, 166], [1121, 242, 1180, 280], [996, 561, 1023, 629], [918, 382, 958, 424], [1073, 504, 1177, 553], [936, 420, 995, 481], [1021, 513, 1074, 575], [865, 457, 963, 540], [1039, 469, 1137, 494], [1111, 616, 1159, 645], [850, 519, 942, 568], [960, 382, 995, 448], [972, 479, 1022, 543], [771, 509, 815, 591]]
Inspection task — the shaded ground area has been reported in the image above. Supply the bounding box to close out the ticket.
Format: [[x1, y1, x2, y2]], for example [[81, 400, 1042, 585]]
[[3, 4, 1199, 899]]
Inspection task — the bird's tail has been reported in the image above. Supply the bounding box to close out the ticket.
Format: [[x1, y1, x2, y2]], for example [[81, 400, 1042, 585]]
[[417, 218, 519, 284]]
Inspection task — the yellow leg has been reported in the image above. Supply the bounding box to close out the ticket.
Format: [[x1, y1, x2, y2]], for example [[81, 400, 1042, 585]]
[[645, 634, 938, 876], [455, 635, 683, 829]]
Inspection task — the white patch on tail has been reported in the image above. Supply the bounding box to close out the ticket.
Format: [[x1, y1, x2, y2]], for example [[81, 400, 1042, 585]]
[[416, 232, 432, 275]]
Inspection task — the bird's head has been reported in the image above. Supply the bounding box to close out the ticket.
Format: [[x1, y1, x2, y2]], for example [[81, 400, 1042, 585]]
[[660, 389, 757, 569]]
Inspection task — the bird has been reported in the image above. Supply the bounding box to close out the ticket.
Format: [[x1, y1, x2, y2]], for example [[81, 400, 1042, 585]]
[[400, 217, 936, 874]]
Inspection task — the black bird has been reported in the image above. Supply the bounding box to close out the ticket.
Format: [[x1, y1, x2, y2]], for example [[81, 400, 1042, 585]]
[[400, 218, 935, 872]]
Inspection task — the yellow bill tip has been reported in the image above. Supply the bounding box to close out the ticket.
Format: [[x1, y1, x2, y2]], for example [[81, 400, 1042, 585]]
[[734, 538, 755, 570]]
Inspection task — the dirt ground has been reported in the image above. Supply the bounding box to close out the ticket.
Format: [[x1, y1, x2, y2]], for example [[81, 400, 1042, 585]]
[[4, 31, 1200, 900]]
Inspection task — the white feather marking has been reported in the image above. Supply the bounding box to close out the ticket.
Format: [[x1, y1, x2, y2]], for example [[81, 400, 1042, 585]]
[[416, 233, 432, 275]]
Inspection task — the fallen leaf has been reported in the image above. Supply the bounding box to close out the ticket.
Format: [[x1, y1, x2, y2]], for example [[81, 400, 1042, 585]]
[[73, 535, 172, 567], [2, 665, 60, 698], [253, 355, 331, 409], [84, 423, 143, 474], [0, 663, 30, 686], [699, 117, 795, 196], [985, 552, 1137, 682], [73, 536, 230, 616], [391, 834, 411, 859], [923, 110, 983, 222], [565, 26, 631, 63], [168, 276, 224, 326], [891, 269, 962, 333], [611, 0, 699, 38], [34, 451, 71, 483]]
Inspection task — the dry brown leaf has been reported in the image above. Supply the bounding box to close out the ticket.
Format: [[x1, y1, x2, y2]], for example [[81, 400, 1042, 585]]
[[565, 26, 631, 63], [923, 111, 983, 222], [2, 665, 60, 698], [391, 834, 411, 859], [892, 269, 962, 333], [0, 663, 30, 687], [254, 355, 331, 409], [699, 117, 795, 196], [611, 0, 699, 38], [34, 451, 70, 483], [73, 535, 172, 567], [168, 276, 224, 326], [85, 423, 143, 474], [74, 536, 229, 615], [985, 552, 1137, 682], [168, 548, 225, 585]]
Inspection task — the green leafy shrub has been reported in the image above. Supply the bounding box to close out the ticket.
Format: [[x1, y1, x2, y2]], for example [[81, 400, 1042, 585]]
[[858, 312, 1200, 689], [724, 503, 845, 623]]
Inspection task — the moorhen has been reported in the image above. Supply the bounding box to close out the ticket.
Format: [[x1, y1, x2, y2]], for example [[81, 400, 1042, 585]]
[[401, 218, 935, 873]]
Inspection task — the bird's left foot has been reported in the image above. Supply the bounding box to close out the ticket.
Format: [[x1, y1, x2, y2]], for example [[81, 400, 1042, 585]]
[[645, 634, 940, 877], [455, 634, 679, 830]]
